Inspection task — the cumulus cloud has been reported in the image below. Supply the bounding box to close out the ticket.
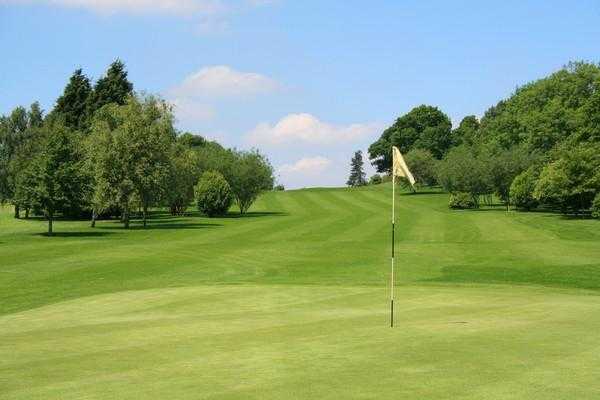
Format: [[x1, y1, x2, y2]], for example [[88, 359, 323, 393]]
[[246, 113, 379, 147], [278, 156, 332, 175], [169, 66, 280, 98], [170, 98, 215, 123]]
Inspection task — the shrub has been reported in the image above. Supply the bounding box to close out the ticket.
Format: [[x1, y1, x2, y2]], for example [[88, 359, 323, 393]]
[[592, 193, 600, 219], [274, 184, 285, 191], [510, 167, 539, 211], [194, 171, 233, 217], [449, 192, 476, 209], [369, 174, 382, 185]]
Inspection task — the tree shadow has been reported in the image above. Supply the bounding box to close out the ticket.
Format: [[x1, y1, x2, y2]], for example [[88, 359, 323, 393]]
[[33, 231, 115, 238], [97, 222, 221, 230], [218, 211, 288, 219], [405, 191, 447, 196]]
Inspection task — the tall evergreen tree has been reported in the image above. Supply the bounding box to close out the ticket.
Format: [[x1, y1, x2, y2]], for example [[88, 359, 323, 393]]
[[89, 59, 133, 113], [347, 150, 367, 187], [52, 69, 92, 130], [27, 102, 44, 128]]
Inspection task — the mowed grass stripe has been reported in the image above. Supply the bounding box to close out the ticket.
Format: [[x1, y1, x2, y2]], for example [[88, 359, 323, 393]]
[[2, 285, 600, 399]]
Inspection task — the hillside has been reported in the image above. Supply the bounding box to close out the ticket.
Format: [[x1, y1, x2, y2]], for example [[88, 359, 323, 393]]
[[2, 185, 600, 399]]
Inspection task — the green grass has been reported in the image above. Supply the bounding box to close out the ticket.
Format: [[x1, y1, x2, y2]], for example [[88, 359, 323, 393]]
[[1, 184, 600, 399]]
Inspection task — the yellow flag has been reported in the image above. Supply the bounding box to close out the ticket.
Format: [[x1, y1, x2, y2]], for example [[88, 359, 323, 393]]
[[392, 146, 415, 186]]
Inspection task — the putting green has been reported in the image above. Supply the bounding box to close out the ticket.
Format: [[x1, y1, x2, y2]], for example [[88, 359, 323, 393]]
[[1, 184, 600, 398], [2, 285, 600, 399]]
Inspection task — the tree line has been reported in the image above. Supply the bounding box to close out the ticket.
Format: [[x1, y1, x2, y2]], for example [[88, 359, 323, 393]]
[[0, 61, 274, 235], [367, 61, 600, 217]]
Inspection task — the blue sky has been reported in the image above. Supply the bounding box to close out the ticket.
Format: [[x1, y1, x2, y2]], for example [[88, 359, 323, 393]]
[[1, 0, 599, 188]]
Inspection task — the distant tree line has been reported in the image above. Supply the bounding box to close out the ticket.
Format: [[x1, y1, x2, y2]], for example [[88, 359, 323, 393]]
[[0, 61, 274, 235], [368, 61, 600, 217]]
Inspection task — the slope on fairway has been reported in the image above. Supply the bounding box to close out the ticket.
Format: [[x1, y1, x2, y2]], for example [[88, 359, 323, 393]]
[[1, 184, 600, 399]]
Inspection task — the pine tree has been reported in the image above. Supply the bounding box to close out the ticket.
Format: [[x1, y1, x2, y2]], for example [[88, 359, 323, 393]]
[[27, 102, 44, 128], [347, 150, 367, 187], [88, 59, 133, 114], [52, 69, 92, 131]]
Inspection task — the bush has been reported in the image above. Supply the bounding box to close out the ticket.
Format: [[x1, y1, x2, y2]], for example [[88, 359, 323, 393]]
[[510, 167, 539, 211], [592, 193, 600, 219], [449, 192, 476, 209], [194, 171, 233, 217], [369, 174, 382, 185]]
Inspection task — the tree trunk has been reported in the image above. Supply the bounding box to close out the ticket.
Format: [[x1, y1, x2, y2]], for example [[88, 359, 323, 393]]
[[14, 205, 20, 219], [123, 206, 130, 229], [25, 208, 30, 219], [48, 213, 53, 236], [91, 209, 97, 228], [143, 204, 147, 228]]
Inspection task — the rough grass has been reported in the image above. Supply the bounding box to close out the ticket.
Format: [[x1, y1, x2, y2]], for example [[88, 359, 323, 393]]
[[1, 184, 600, 399]]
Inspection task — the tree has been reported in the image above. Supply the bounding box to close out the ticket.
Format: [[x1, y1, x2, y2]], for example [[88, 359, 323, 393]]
[[436, 145, 491, 207], [194, 171, 233, 217], [592, 193, 600, 219], [178, 132, 207, 149], [369, 105, 452, 172], [369, 174, 382, 185], [478, 62, 600, 152], [165, 142, 200, 215], [533, 144, 600, 214], [404, 149, 438, 186], [510, 167, 540, 211], [1, 104, 44, 217], [89, 95, 175, 228], [52, 69, 92, 130], [452, 115, 480, 146], [88, 59, 133, 114], [28, 102, 44, 128], [484, 145, 532, 207], [347, 150, 367, 187], [27, 123, 89, 235], [227, 150, 274, 214]]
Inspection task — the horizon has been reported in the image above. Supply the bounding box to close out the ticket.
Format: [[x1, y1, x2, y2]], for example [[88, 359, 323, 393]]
[[2, 0, 599, 188]]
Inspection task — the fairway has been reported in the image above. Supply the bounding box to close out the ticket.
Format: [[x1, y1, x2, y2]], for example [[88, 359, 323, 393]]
[[2, 184, 600, 399]]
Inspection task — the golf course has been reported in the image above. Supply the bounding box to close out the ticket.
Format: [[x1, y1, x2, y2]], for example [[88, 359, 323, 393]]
[[2, 184, 600, 399]]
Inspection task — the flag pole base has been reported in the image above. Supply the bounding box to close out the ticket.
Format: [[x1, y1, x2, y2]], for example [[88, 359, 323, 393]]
[[390, 299, 394, 328]]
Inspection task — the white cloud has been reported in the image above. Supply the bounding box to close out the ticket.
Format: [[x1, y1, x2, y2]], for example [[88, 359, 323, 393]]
[[246, 113, 379, 147], [1, 0, 223, 15], [169, 66, 280, 98], [278, 156, 331, 175], [170, 98, 215, 122]]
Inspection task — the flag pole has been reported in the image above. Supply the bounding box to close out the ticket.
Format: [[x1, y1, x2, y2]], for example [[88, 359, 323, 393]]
[[391, 166, 395, 328]]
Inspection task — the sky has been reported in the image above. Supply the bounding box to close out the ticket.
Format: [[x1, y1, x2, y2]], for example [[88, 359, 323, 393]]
[[1, 1, 600, 188]]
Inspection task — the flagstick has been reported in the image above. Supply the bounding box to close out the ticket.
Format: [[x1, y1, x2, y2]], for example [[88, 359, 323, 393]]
[[391, 172, 395, 328]]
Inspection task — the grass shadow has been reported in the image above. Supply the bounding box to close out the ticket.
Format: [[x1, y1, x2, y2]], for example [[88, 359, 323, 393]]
[[422, 263, 600, 291], [33, 231, 115, 238], [218, 211, 288, 219], [97, 222, 221, 230]]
